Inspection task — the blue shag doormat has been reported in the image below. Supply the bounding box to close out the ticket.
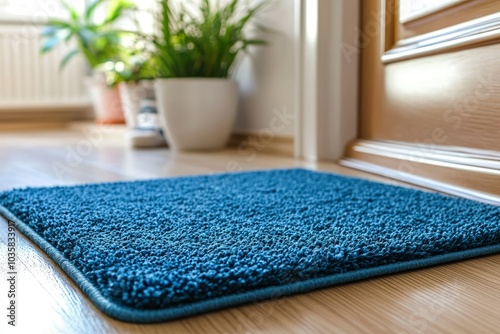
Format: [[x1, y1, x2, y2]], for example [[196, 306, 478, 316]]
[[1, 169, 500, 323]]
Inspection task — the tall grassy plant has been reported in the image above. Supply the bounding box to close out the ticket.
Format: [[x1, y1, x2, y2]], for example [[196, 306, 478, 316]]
[[155, 0, 267, 78]]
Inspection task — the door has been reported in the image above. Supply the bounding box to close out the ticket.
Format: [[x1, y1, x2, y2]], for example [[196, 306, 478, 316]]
[[342, 0, 500, 204]]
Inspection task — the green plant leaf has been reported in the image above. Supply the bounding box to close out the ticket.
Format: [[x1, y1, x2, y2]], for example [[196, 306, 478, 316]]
[[103, 0, 135, 25], [45, 19, 72, 29], [41, 36, 62, 53], [59, 49, 79, 69], [77, 28, 95, 48], [59, 0, 79, 23], [244, 39, 267, 46], [85, 0, 103, 23], [40, 26, 59, 36]]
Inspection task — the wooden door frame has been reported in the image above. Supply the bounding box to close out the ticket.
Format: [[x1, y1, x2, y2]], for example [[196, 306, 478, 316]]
[[293, 0, 360, 161], [339, 0, 500, 204]]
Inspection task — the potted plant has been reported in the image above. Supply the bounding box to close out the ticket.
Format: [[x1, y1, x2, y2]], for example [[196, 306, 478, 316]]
[[41, 0, 135, 124], [105, 41, 158, 128], [154, 0, 267, 150]]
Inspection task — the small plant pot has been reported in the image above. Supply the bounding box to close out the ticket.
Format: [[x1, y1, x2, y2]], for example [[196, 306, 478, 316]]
[[118, 80, 155, 128], [86, 74, 125, 124], [155, 78, 238, 151]]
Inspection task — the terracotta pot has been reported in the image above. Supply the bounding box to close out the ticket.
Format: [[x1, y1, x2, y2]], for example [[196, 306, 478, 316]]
[[86, 74, 125, 124]]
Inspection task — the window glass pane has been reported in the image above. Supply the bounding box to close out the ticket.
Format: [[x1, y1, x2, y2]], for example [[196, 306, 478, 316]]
[[399, 0, 464, 23]]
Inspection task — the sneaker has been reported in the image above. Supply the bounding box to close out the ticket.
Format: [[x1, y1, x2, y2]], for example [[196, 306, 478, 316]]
[[128, 98, 167, 148]]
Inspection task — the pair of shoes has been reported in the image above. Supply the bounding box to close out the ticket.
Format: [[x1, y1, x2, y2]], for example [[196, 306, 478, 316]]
[[128, 98, 167, 148]]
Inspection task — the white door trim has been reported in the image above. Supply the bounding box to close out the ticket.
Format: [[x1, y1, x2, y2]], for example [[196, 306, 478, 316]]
[[294, 0, 360, 161]]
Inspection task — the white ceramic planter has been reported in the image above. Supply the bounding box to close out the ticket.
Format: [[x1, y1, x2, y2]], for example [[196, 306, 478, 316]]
[[155, 78, 239, 151], [118, 80, 155, 128]]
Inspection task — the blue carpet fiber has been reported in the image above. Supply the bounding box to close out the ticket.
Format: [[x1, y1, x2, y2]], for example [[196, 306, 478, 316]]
[[1, 169, 500, 323]]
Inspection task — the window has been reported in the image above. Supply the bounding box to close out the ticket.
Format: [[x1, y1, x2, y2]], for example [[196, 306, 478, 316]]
[[0, 0, 83, 22]]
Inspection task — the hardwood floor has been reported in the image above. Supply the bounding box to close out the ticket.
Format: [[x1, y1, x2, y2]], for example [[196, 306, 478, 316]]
[[1, 123, 499, 334]]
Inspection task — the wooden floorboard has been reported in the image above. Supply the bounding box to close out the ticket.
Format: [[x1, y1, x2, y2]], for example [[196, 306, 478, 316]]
[[0, 123, 499, 333]]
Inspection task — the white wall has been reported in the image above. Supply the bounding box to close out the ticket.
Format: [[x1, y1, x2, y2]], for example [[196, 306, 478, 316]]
[[233, 0, 296, 137], [296, 0, 359, 161], [317, 0, 359, 160]]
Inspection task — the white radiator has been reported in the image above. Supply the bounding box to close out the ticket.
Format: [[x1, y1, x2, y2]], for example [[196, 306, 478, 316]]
[[0, 23, 90, 110]]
